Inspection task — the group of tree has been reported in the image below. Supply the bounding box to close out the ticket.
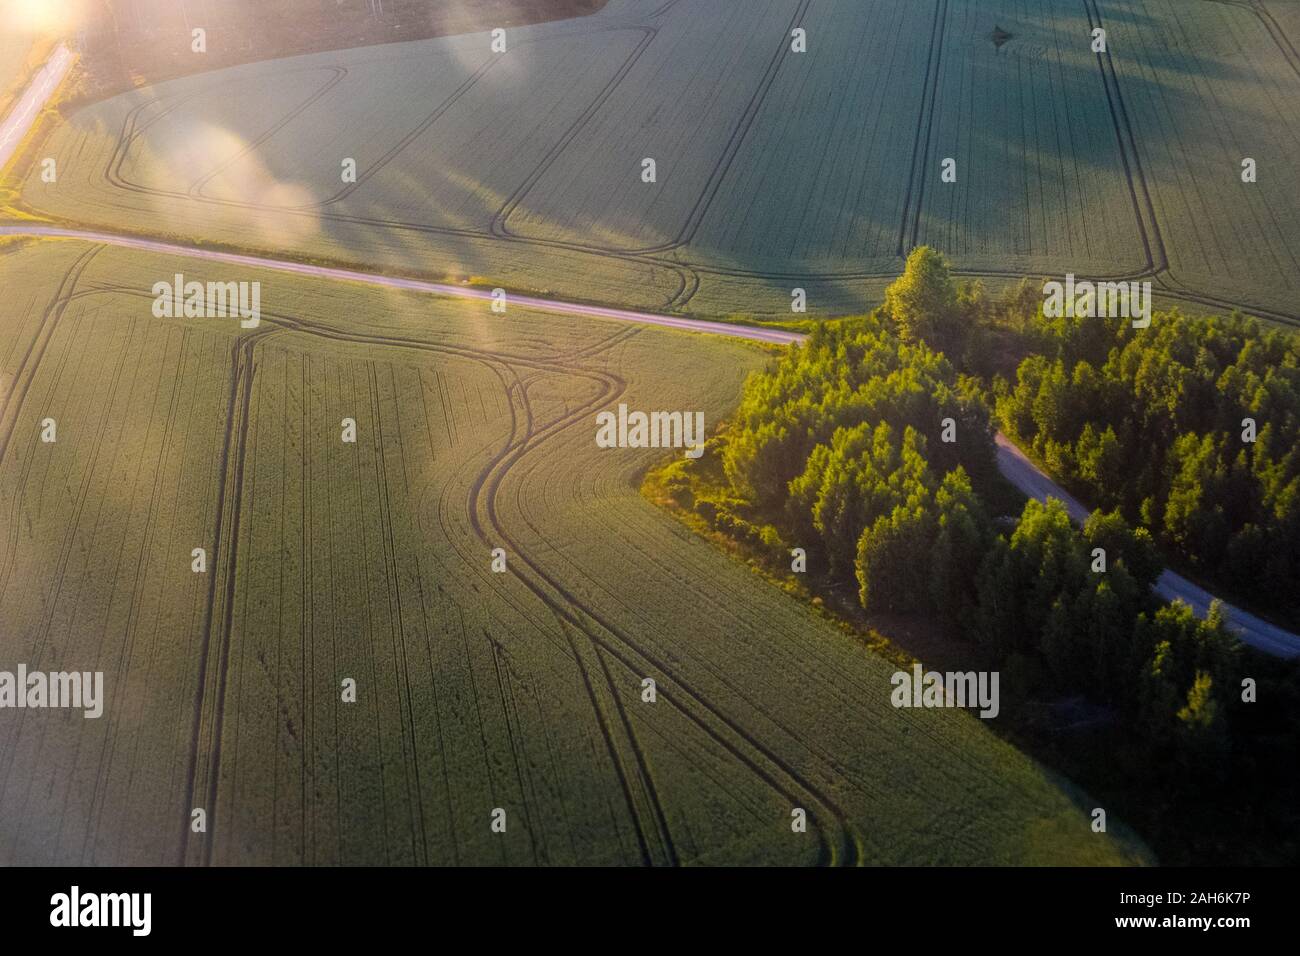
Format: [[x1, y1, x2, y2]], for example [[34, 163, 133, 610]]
[[972, 496, 1238, 763], [994, 302, 1300, 618], [721, 303, 995, 602], [669, 247, 1276, 778]]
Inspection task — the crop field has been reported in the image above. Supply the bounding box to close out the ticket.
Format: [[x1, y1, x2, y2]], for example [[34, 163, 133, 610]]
[[8, 0, 1300, 873], [681, 0, 934, 276], [1271, 0, 1300, 41], [0, 239, 1149, 865], [7, 0, 1295, 324], [910, 0, 1149, 276], [1098, 0, 1300, 314], [0, 33, 32, 118]]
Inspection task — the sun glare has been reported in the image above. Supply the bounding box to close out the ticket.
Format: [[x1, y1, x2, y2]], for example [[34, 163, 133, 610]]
[[3, 0, 83, 35]]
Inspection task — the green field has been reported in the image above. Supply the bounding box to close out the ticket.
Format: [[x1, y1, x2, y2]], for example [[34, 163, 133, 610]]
[[11, 0, 1298, 868], [0, 239, 1150, 864], [14, 0, 1300, 321]]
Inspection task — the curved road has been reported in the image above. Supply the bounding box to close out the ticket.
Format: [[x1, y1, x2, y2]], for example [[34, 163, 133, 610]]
[[0, 43, 70, 171], [995, 434, 1299, 658], [2, 49, 1296, 659]]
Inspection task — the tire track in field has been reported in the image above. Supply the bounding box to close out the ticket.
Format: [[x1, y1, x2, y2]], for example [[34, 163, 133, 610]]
[[365, 361, 431, 865], [280, 322, 671, 864], [106, 67, 349, 203], [28, 3, 1297, 312], [0, 245, 100, 465], [498, 0, 815, 257], [95, 83, 698, 312], [25, 254, 1235, 862], [1083, 0, 1168, 278], [897, 0, 948, 256], [1204, 0, 1300, 77], [484, 629, 549, 863], [465, 351, 858, 864], [310, 55, 500, 209], [1253, 0, 1300, 75], [67, 285, 670, 864], [480, 361, 671, 865], [0, 247, 101, 611], [236, 305, 853, 864], [99, 30, 659, 250], [489, 25, 658, 237], [26, 256, 1295, 862], [93, 64, 1148, 297], [592, 487, 1024, 827], [177, 321, 279, 865], [646, 0, 688, 19], [623, 0, 815, 254], [1130, 0, 1300, 305], [104, 65, 351, 197], [1085, 0, 1300, 322], [506, 384, 958, 848], [190, 67, 350, 200]]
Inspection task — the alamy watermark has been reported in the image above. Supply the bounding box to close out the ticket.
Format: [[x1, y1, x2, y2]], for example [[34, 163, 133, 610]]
[[595, 403, 705, 459], [50, 886, 150, 936], [891, 663, 999, 719], [152, 273, 261, 328], [0, 665, 103, 718], [1043, 274, 1151, 328]]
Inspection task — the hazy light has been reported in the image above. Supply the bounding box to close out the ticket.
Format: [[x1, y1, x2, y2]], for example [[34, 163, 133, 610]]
[[2, 0, 84, 35]]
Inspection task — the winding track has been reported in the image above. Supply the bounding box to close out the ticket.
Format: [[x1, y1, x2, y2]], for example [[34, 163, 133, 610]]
[[22, 275, 856, 864]]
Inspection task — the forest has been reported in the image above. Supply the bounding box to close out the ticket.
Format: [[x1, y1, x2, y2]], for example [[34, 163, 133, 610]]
[[994, 301, 1300, 625]]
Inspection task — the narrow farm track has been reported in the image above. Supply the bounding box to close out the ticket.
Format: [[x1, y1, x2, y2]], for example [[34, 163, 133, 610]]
[[274, 312, 854, 863], [468, 354, 856, 864], [1084, 0, 1169, 278], [898, 0, 949, 256], [32, 277, 852, 863], [186, 324, 281, 867]]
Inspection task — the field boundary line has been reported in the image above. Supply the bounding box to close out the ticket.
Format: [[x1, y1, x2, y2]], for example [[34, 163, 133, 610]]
[[1084, 0, 1168, 277], [896, 0, 947, 256], [499, 0, 815, 257], [190, 67, 350, 200], [491, 27, 659, 236]]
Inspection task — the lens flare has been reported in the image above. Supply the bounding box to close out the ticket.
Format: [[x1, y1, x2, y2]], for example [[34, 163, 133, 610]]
[[2, 0, 84, 35]]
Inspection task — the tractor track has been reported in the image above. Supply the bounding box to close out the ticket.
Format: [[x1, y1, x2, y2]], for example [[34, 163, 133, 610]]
[[897, 0, 949, 256], [497, 0, 815, 259], [48, 277, 852, 864]]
